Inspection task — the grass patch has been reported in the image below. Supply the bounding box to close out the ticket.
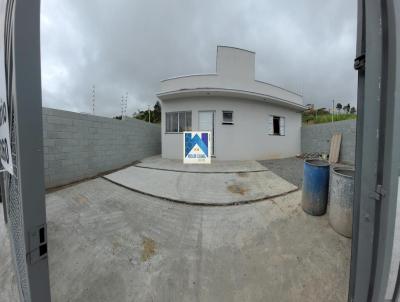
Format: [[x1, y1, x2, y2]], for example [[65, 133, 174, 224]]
[[303, 113, 356, 125]]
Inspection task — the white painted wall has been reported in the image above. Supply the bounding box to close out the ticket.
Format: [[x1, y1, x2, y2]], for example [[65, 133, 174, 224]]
[[161, 97, 301, 161], [160, 46, 303, 106], [216, 46, 255, 82], [159, 46, 303, 160]]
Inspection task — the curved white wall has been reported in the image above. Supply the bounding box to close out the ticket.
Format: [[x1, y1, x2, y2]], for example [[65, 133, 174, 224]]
[[161, 97, 301, 161], [160, 46, 303, 106], [160, 75, 303, 105]]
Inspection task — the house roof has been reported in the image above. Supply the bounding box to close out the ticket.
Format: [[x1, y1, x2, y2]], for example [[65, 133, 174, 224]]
[[157, 88, 307, 112], [158, 46, 307, 112]]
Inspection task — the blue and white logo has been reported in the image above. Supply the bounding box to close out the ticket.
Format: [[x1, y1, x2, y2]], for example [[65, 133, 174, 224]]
[[183, 131, 211, 164]]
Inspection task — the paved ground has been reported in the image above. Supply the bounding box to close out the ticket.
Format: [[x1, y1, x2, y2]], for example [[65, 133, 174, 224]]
[[0, 208, 18, 301], [258, 157, 356, 189], [137, 155, 268, 173], [258, 157, 304, 188], [104, 166, 297, 205], [1, 178, 351, 302]]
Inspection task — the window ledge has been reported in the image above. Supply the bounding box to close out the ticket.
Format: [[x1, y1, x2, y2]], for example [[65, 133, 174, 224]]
[[222, 122, 234, 125]]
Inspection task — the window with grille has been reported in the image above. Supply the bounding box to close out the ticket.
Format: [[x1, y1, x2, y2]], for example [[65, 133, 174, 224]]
[[166, 111, 192, 132]]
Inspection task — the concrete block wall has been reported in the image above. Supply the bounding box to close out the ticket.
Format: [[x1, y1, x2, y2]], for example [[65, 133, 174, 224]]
[[43, 108, 161, 188], [301, 119, 356, 164]]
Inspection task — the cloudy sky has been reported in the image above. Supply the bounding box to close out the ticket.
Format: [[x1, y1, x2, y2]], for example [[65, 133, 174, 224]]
[[40, 0, 357, 117]]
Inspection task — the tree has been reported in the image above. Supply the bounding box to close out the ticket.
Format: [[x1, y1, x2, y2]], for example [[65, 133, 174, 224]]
[[317, 107, 330, 115], [152, 101, 161, 123], [133, 110, 148, 121], [343, 103, 351, 113], [336, 102, 342, 113], [350, 106, 356, 114], [133, 101, 162, 123]]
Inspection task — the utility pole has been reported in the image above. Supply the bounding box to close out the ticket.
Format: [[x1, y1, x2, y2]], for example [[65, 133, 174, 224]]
[[121, 95, 125, 119], [332, 99, 335, 123], [148, 105, 151, 123], [125, 92, 128, 118], [91, 85, 95, 115]]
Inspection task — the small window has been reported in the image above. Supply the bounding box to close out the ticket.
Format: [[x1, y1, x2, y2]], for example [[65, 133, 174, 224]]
[[166, 111, 191, 133], [273, 116, 280, 135], [222, 111, 233, 124], [268, 115, 285, 136]]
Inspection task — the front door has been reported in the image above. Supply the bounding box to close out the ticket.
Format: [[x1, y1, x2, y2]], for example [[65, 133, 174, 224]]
[[198, 111, 215, 155]]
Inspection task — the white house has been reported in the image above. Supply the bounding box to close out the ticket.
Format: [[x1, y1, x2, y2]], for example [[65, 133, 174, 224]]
[[157, 46, 307, 161]]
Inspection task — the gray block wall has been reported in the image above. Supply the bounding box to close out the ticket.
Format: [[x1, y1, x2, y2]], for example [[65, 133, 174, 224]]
[[43, 108, 161, 188], [301, 119, 356, 164]]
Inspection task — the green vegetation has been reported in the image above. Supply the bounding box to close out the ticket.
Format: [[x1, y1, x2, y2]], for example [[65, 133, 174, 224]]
[[303, 102, 356, 124], [113, 101, 162, 123], [303, 113, 357, 124], [133, 101, 161, 123]]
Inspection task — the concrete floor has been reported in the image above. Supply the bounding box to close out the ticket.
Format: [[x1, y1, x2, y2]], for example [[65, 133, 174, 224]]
[[1, 177, 350, 302], [137, 155, 268, 173], [0, 208, 19, 301], [104, 165, 297, 205], [258, 157, 304, 188]]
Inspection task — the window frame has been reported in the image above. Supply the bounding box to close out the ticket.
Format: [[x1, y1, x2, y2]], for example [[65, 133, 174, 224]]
[[273, 116, 280, 135], [165, 111, 192, 133], [222, 110, 234, 125], [268, 115, 285, 136]]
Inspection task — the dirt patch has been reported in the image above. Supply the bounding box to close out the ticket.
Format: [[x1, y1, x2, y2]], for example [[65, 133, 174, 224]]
[[237, 172, 249, 178], [74, 194, 89, 205], [112, 240, 122, 255], [141, 237, 156, 262], [227, 184, 248, 195]]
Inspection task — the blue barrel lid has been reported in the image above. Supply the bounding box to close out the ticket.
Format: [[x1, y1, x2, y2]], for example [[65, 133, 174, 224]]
[[304, 159, 330, 167]]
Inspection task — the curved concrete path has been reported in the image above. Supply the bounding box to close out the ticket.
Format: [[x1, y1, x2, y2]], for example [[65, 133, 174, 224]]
[[136, 155, 269, 173], [103, 165, 297, 206]]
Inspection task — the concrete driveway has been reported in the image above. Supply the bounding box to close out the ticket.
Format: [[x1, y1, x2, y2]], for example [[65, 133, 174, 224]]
[[0, 158, 351, 302], [104, 156, 297, 205]]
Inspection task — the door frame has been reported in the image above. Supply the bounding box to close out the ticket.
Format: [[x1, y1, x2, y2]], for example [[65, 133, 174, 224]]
[[198, 110, 215, 156], [349, 0, 400, 301]]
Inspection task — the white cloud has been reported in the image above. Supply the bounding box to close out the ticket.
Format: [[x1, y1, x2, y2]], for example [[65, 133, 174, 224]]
[[40, 0, 358, 117]]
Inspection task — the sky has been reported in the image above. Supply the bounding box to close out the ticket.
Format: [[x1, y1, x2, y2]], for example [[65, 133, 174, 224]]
[[40, 0, 358, 117]]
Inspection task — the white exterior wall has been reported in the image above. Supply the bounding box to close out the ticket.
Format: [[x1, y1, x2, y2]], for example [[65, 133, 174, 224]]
[[161, 97, 301, 161], [160, 75, 303, 106], [160, 46, 303, 106]]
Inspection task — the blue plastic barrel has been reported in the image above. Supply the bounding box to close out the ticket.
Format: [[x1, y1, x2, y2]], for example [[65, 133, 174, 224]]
[[301, 159, 330, 216]]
